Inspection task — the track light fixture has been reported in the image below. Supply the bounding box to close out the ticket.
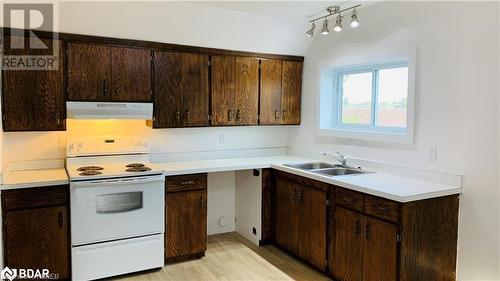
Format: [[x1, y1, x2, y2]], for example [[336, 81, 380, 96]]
[[350, 8, 360, 28], [333, 14, 343, 32], [306, 4, 361, 38], [306, 21, 315, 37], [321, 19, 329, 35]]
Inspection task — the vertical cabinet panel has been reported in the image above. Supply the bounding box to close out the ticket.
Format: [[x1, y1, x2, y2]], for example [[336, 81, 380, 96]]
[[281, 61, 302, 125], [179, 53, 209, 127], [166, 189, 207, 261], [362, 217, 398, 281], [153, 51, 183, 128], [275, 178, 299, 255], [211, 56, 235, 125], [110, 47, 152, 102], [333, 207, 364, 281], [211, 56, 259, 126], [2, 36, 65, 131], [259, 59, 283, 125], [234, 57, 259, 125], [153, 51, 209, 128], [298, 184, 327, 270], [67, 43, 111, 101], [4, 206, 70, 279]]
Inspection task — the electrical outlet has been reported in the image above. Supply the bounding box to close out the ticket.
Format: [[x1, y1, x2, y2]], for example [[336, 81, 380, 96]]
[[218, 134, 225, 144], [428, 147, 438, 162]]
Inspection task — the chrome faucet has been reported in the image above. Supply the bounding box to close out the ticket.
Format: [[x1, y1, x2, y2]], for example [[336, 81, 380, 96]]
[[323, 152, 349, 168]]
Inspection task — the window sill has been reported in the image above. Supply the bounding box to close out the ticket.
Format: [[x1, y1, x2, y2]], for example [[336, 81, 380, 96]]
[[316, 127, 413, 144]]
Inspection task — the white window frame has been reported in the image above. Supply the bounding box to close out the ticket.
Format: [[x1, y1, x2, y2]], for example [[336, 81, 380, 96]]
[[317, 54, 416, 144]]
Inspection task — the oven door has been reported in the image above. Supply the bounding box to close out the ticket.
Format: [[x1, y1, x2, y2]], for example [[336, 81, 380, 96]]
[[70, 174, 165, 246]]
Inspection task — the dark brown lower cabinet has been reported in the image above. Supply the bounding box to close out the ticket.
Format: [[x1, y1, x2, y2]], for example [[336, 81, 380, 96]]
[[2, 186, 70, 280], [166, 174, 208, 263], [333, 207, 397, 281], [275, 175, 327, 270], [264, 170, 459, 281]]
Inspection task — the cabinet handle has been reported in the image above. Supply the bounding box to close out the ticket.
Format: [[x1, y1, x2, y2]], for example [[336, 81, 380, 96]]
[[58, 211, 63, 228], [56, 112, 60, 125], [103, 80, 108, 96], [236, 108, 241, 122], [175, 111, 181, 124], [373, 204, 390, 213], [200, 195, 204, 208], [292, 188, 297, 202], [274, 110, 281, 121], [343, 197, 354, 204], [298, 190, 303, 203], [115, 82, 120, 95], [181, 180, 194, 185], [354, 221, 361, 235], [282, 110, 287, 120], [364, 224, 371, 241], [185, 109, 191, 121], [227, 109, 234, 121]]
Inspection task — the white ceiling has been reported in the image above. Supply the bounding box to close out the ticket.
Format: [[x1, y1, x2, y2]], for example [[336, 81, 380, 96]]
[[192, 1, 376, 21]]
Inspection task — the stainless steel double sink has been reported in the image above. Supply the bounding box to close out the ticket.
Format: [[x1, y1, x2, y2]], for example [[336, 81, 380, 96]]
[[284, 162, 372, 177]]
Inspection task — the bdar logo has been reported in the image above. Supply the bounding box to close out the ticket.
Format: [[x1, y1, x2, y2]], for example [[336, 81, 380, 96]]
[[0, 267, 17, 281]]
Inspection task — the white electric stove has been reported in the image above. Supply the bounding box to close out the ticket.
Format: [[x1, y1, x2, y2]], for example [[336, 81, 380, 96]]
[[66, 137, 165, 281]]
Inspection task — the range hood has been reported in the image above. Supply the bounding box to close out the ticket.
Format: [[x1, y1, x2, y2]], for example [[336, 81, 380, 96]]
[[66, 102, 153, 120]]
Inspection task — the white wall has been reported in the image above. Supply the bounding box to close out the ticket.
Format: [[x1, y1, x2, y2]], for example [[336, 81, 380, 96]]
[[207, 171, 235, 235], [289, 1, 500, 280], [235, 169, 262, 245]]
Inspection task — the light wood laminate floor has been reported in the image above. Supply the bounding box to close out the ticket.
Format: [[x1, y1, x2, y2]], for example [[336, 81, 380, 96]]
[[111, 232, 330, 281]]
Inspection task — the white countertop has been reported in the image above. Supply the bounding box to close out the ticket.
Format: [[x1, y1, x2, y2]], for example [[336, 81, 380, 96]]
[[272, 164, 462, 203], [1, 168, 69, 190], [0, 155, 462, 202]]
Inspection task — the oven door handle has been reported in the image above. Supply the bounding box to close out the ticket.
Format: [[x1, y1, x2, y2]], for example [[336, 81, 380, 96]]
[[71, 175, 165, 188]]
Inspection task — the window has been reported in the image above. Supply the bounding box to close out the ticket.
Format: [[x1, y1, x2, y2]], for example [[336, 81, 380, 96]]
[[318, 57, 415, 144]]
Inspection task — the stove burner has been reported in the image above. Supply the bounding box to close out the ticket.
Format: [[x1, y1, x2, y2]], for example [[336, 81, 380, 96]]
[[126, 163, 146, 168], [126, 167, 152, 172], [77, 166, 104, 171], [79, 170, 103, 176]]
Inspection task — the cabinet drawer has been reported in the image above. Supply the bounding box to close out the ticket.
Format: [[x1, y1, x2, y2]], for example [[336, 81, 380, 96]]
[[2, 185, 69, 211], [364, 196, 400, 223], [335, 188, 364, 212], [166, 173, 207, 192]]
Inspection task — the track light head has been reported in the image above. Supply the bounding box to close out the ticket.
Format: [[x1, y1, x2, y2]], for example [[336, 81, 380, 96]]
[[350, 8, 360, 28], [333, 14, 343, 32], [306, 22, 315, 37], [321, 18, 329, 35]]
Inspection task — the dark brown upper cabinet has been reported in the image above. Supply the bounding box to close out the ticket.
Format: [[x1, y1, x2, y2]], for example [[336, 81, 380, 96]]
[[281, 61, 302, 125], [2, 36, 65, 132], [259, 59, 302, 125], [259, 59, 283, 125], [67, 43, 151, 102], [211, 55, 259, 126], [152, 51, 209, 128]]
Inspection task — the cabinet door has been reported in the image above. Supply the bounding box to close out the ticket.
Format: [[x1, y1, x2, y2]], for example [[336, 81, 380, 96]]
[[181, 53, 209, 127], [362, 217, 398, 281], [211, 55, 236, 126], [259, 59, 282, 125], [111, 46, 152, 102], [67, 43, 111, 101], [298, 185, 327, 270], [2, 37, 65, 131], [153, 51, 183, 128], [234, 57, 259, 125], [332, 207, 363, 281], [166, 189, 207, 260], [275, 177, 299, 255], [4, 206, 70, 279], [281, 61, 302, 125]]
